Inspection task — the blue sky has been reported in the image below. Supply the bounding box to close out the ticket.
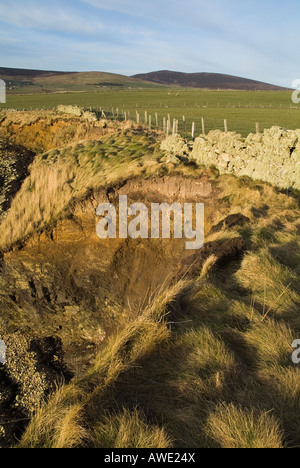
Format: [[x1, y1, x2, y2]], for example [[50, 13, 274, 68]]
[[0, 0, 299, 87]]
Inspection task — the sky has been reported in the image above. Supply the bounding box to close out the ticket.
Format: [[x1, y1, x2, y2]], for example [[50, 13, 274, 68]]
[[0, 0, 299, 87]]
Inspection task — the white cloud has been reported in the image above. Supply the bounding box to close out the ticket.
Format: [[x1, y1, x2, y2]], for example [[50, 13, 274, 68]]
[[0, 0, 104, 35]]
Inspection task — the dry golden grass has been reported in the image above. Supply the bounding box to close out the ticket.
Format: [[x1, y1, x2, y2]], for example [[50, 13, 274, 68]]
[[245, 319, 294, 368], [93, 408, 172, 448], [206, 403, 283, 448], [236, 248, 299, 316], [18, 385, 86, 448]]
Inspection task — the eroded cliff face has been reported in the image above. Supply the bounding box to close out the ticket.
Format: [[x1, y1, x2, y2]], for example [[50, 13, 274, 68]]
[[0, 176, 215, 370], [0, 108, 118, 153]]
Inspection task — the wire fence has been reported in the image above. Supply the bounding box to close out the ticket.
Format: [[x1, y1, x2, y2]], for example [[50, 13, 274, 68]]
[[98, 106, 262, 139]]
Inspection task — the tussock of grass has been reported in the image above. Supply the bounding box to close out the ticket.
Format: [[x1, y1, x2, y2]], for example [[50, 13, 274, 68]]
[[235, 248, 300, 316], [199, 254, 218, 280], [245, 319, 294, 367], [18, 385, 86, 448], [170, 326, 239, 402], [206, 403, 283, 448], [93, 408, 172, 448], [51, 403, 89, 449]]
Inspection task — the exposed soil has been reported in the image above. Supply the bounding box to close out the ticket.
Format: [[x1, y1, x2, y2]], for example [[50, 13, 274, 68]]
[[0, 175, 216, 347], [177, 237, 246, 279], [0, 139, 35, 217], [0, 112, 119, 153]]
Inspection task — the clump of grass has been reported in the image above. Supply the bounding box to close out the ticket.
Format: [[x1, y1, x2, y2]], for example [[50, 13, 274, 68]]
[[253, 365, 300, 446], [244, 319, 294, 368], [18, 385, 87, 448], [199, 254, 218, 280], [183, 282, 232, 328], [206, 403, 283, 448], [235, 248, 299, 316], [172, 326, 239, 401], [93, 408, 172, 448]]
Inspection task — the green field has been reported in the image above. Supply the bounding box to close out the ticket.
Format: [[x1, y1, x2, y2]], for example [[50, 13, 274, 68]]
[[1, 88, 300, 137]]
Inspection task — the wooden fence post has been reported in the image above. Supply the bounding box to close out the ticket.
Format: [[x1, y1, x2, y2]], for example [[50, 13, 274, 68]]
[[163, 117, 166, 133], [145, 111, 148, 124], [192, 122, 195, 140], [224, 119, 228, 132], [155, 113, 158, 128], [149, 115, 152, 130], [172, 119, 176, 135], [256, 122, 260, 134], [166, 119, 170, 135], [201, 117, 205, 135]]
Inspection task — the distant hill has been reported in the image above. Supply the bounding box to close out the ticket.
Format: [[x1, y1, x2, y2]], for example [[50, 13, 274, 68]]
[[0, 67, 289, 93], [0, 67, 72, 79], [0, 67, 164, 93], [132, 70, 288, 91]]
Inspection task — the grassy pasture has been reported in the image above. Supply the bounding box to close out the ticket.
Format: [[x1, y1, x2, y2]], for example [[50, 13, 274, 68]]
[[1, 88, 300, 137]]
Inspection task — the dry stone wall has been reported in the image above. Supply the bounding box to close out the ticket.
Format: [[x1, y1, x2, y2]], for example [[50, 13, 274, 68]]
[[161, 127, 300, 190], [57, 105, 98, 122]]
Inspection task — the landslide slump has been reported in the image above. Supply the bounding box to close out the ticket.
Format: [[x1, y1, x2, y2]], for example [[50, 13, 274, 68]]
[[0, 175, 216, 367]]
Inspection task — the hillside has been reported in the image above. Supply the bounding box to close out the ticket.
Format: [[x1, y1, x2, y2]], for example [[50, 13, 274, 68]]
[[0, 67, 289, 94], [132, 70, 289, 91]]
